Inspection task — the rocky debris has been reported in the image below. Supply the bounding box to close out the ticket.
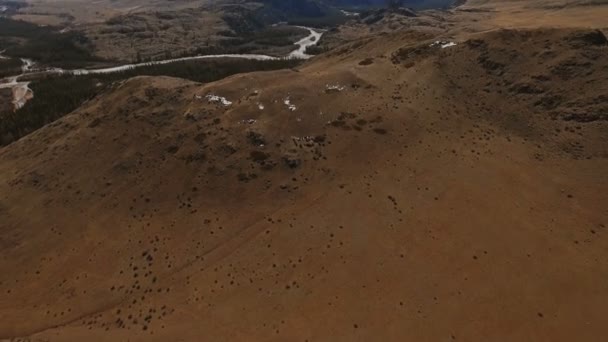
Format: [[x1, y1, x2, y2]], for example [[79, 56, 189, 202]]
[[509, 83, 545, 95], [466, 39, 488, 49], [373, 128, 388, 135], [477, 54, 505, 75], [359, 58, 374, 66], [391, 43, 434, 66], [88, 118, 103, 128], [246, 131, 266, 146], [282, 154, 301, 169], [183, 151, 206, 163], [166, 145, 180, 154], [250, 150, 270, 162], [237, 172, 257, 182], [327, 112, 357, 130], [217, 144, 237, 156], [183, 111, 196, 121], [569, 30, 608, 47], [534, 95, 564, 110], [551, 59, 593, 80], [312, 135, 326, 143], [464, 38, 508, 75], [561, 111, 608, 123]]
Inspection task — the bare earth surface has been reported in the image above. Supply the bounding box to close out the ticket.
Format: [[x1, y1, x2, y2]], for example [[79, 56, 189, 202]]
[[1, 1, 607, 341]]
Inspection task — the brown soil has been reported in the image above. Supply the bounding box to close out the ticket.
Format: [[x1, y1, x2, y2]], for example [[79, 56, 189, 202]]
[[1, 1, 607, 341]]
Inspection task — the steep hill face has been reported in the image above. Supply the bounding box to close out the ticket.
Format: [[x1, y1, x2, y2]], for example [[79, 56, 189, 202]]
[[1, 23, 607, 341]]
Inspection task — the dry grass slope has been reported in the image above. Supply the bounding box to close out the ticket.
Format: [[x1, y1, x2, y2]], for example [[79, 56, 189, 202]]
[[0, 1, 607, 341]]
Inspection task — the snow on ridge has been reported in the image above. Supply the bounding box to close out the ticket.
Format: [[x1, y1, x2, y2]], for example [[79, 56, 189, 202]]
[[430, 40, 458, 49], [284, 97, 297, 112], [205, 94, 232, 106], [325, 83, 346, 92]]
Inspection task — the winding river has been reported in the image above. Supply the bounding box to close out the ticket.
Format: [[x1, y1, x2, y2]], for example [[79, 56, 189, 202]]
[[0, 26, 323, 110]]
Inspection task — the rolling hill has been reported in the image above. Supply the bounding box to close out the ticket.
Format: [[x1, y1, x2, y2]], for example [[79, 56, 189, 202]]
[[0, 0, 607, 341]]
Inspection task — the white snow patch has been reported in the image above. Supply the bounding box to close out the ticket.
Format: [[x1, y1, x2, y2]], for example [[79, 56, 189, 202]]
[[430, 40, 458, 49], [284, 97, 297, 112], [206, 94, 232, 106], [258, 103, 265, 110], [325, 83, 346, 92]]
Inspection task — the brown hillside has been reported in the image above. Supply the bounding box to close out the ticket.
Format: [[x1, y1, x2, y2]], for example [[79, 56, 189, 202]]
[[1, 4, 608, 342]]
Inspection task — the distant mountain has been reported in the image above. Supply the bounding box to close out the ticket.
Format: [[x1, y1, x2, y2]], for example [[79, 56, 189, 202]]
[[322, 0, 458, 9], [243, 0, 458, 25], [220, 0, 458, 32]]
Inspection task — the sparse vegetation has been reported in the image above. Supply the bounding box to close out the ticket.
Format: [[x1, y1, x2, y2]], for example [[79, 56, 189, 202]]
[[0, 56, 21, 78], [0, 58, 301, 146], [215, 26, 310, 55], [0, 17, 103, 68], [287, 14, 349, 28], [4, 2, 608, 341], [305, 44, 330, 55]]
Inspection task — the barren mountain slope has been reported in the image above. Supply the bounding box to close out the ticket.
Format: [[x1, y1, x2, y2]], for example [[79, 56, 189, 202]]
[[1, 5, 608, 342], [16, 0, 213, 25], [458, 0, 608, 31]]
